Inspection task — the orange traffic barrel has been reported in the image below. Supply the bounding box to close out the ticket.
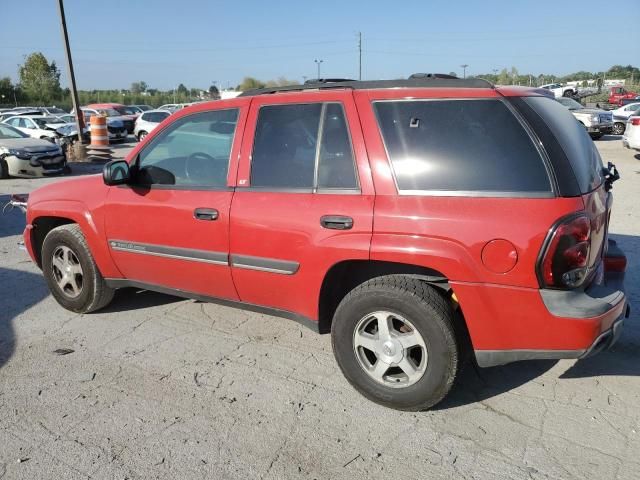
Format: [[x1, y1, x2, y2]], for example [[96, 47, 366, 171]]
[[90, 115, 109, 147]]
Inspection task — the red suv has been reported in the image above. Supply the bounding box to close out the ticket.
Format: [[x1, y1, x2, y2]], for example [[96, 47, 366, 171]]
[[20, 76, 629, 411]]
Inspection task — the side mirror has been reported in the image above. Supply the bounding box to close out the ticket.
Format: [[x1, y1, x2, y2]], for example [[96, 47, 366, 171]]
[[103, 160, 130, 186]]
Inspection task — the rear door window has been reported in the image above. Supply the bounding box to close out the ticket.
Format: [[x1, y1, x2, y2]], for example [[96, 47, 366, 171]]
[[250, 103, 358, 190], [374, 99, 551, 194], [518, 96, 604, 194]]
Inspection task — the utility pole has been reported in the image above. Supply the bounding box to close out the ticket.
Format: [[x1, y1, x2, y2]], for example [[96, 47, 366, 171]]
[[56, 0, 84, 143], [358, 32, 362, 81], [314, 59, 323, 79], [460, 64, 468, 79]]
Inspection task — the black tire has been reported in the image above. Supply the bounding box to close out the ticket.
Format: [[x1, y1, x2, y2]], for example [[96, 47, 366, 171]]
[[613, 122, 625, 135], [562, 90, 574, 97], [590, 133, 604, 140], [137, 131, 147, 142], [0, 158, 8, 179], [331, 275, 459, 411], [41, 224, 114, 313]]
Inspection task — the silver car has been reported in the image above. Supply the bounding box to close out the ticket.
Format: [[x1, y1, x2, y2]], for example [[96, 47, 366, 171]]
[[0, 123, 67, 179], [134, 109, 171, 141]]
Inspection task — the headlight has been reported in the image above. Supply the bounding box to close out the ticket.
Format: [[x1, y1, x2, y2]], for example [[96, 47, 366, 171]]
[[591, 114, 599, 122], [0, 147, 30, 159]]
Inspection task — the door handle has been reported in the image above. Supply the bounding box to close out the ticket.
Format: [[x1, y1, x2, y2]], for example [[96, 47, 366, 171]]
[[320, 215, 353, 230], [194, 208, 219, 221]]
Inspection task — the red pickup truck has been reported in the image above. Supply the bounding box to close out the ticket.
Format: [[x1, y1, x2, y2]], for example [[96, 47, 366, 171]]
[[609, 86, 638, 106], [17, 77, 629, 411]]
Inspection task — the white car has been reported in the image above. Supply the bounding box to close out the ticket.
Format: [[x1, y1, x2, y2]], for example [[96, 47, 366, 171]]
[[0, 123, 67, 178], [611, 102, 640, 135], [622, 114, 640, 151], [540, 83, 576, 98], [134, 109, 171, 141], [555, 97, 613, 140], [157, 103, 192, 113], [2, 115, 69, 142]]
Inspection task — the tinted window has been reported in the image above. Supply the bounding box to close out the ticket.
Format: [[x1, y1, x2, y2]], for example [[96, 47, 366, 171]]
[[136, 109, 239, 187], [523, 96, 604, 194], [317, 103, 358, 189], [251, 103, 358, 190], [143, 111, 170, 123], [251, 104, 321, 188], [374, 99, 550, 193]]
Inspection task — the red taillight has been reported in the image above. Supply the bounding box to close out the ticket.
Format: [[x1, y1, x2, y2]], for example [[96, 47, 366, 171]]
[[631, 117, 640, 126], [540, 214, 592, 289]]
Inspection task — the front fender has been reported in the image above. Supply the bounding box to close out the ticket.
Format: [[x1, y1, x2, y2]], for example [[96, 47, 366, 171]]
[[27, 199, 122, 279]]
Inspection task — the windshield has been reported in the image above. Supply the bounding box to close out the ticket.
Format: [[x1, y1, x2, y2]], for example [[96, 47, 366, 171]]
[[557, 97, 584, 110], [0, 124, 29, 139], [114, 106, 136, 115], [138, 105, 152, 111], [47, 107, 66, 114], [34, 117, 65, 127], [99, 109, 121, 117]]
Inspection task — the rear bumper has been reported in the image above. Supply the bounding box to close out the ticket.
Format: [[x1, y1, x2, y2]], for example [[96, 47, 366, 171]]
[[453, 241, 628, 368]]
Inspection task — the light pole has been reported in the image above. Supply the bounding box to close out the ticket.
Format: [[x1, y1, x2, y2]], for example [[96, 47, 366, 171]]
[[314, 59, 323, 79], [460, 64, 469, 79]]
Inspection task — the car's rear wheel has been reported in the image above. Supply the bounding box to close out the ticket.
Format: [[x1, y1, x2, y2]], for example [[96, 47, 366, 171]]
[[613, 122, 625, 135], [331, 275, 459, 411], [138, 131, 147, 142], [0, 159, 8, 179], [563, 90, 574, 97], [42, 224, 114, 313]]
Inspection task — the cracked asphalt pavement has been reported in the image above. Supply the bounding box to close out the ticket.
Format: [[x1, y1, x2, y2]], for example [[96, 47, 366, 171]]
[[0, 138, 638, 479]]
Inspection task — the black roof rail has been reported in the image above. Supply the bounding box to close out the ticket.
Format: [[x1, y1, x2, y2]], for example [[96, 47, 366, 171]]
[[409, 73, 458, 79], [239, 76, 493, 97], [304, 78, 356, 84]]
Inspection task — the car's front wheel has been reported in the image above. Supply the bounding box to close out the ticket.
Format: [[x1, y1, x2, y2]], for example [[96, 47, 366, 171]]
[[331, 276, 459, 411], [0, 158, 8, 179], [41, 224, 114, 313], [137, 131, 147, 142]]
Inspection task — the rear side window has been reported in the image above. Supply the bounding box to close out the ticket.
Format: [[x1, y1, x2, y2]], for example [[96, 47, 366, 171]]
[[519, 96, 604, 194], [374, 99, 551, 194], [251, 103, 358, 190], [143, 111, 170, 123]]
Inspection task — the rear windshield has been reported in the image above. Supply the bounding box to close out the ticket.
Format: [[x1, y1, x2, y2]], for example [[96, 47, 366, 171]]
[[374, 99, 551, 194], [521, 96, 604, 194]]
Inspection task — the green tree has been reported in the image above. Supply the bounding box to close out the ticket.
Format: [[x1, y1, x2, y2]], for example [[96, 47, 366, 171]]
[[209, 84, 220, 99], [0, 77, 14, 105], [497, 68, 510, 85], [177, 83, 188, 95], [18, 52, 61, 103], [131, 81, 148, 94], [237, 77, 265, 91]]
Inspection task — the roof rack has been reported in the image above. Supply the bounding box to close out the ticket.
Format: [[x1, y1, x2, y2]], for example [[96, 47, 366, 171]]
[[239, 75, 493, 97]]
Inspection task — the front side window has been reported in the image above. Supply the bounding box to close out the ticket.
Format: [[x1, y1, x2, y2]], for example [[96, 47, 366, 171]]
[[136, 108, 239, 188], [250, 103, 358, 190], [374, 99, 551, 193]]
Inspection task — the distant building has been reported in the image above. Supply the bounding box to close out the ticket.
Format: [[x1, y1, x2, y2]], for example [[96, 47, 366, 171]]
[[220, 90, 242, 100]]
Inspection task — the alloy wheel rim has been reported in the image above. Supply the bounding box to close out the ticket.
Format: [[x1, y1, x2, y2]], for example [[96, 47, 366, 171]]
[[51, 245, 84, 298], [353, 311, 428, 388]]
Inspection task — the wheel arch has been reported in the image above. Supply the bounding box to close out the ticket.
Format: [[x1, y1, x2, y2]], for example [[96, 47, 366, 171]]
[[31, 216, 76, 267], [318, 259, 457, 334]]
